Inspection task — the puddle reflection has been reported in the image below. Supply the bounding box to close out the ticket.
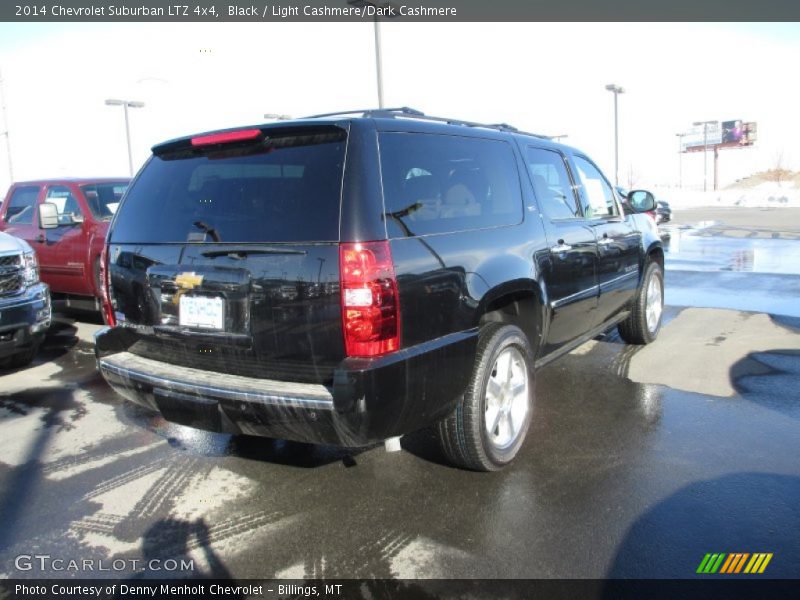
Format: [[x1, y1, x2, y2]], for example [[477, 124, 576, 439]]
[[664, 229, 800, 275]]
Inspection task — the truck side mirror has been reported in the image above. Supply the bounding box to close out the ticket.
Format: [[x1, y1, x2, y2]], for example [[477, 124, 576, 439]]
[[628, 190, 656, 213], [39, 202, 59, 229]]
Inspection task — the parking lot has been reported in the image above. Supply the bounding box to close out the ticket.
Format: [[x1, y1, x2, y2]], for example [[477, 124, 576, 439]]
[[1, 207, 799, 580]]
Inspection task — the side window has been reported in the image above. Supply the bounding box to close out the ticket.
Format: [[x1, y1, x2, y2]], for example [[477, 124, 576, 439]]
[[46, 186, 83, 224], [572, 156, 619, 219], [526, 147, 581, 220], [81, 183, 129, 218], [379, 133, 523, 237], [4, 186, 40, 225]]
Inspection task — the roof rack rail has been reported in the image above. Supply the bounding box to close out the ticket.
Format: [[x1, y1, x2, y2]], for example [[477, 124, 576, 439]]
[[304, 107, 424, 119], [486, 123, 518, 132], [303, 107, 549, 139]]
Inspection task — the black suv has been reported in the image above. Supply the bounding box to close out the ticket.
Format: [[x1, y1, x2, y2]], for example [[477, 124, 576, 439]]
[[95, 108, 663, 471]]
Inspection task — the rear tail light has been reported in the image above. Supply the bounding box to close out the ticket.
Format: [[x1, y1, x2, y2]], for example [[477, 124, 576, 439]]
[[339, 241, 400, 357], [100, 245, 116, 327]]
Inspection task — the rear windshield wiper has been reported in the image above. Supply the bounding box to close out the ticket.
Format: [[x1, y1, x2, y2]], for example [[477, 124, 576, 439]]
[[192, 221, 221, 242], [201, 247, 308, 259]]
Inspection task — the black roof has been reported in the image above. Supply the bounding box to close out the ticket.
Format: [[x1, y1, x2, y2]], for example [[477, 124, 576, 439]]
[[152, 107, 578, 154]]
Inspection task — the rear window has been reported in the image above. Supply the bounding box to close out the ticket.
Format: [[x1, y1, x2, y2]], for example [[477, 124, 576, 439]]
[[379, 132, 523, 237], [110, 128, 346, 244]]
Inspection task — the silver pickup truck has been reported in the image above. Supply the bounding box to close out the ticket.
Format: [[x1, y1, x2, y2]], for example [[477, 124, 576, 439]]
[[0, 230, 51, 368]]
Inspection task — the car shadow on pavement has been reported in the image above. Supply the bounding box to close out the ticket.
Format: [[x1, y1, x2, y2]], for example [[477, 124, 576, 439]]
[[606, 472, 800, 580], [227, 436, 369, 469], [0, 319, 79, 374], [118, 401, 367, 469], [39, 318, 80, 353], [730, 349, 800, 421], [0, 387, 83, 551], [52, 305, 104, 326], [400, 427, 451, 468]]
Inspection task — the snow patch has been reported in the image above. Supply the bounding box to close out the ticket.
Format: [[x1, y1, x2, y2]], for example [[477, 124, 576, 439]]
[[390, 537, 471, 578], [653, 184, 800, 209], [170, 466, 257, 521], [47, 442, 162, 481]]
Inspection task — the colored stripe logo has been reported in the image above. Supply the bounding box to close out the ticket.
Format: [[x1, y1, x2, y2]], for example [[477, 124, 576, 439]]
[[696, 553, 773, 574]]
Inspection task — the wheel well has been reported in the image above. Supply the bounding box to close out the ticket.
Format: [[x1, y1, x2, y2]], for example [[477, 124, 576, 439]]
[[647, 246, 665, 270], [479, 290, 541, 351]]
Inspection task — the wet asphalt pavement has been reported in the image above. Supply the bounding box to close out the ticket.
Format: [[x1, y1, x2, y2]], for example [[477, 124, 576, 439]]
[[0, 207, 799, 580]]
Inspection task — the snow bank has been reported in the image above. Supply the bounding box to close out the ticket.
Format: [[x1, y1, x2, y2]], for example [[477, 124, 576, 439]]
[[651, 182, 800, 209]]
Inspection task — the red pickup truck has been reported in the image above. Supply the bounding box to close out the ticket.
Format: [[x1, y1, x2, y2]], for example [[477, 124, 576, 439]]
[[0, 178, 130, 311]]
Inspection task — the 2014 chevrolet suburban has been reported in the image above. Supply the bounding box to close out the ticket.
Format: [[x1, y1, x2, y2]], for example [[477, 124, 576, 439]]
[[95, 108, 664, 471]]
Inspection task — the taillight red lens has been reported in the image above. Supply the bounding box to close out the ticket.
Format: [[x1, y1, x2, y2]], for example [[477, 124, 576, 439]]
[[100, 245, 116, 327], [339, 241, 400, 357], [191, 129, 263, 146]]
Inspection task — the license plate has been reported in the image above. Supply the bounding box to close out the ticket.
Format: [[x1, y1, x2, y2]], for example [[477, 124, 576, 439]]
[[179, 295, 224, 330]]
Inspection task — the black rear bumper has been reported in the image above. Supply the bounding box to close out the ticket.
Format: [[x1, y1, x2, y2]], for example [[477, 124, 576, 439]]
[[95, 328, 477, 446]]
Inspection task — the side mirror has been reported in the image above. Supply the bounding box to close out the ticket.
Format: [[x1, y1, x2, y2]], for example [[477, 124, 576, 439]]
[[70, 212, 85, 224], [628, 190, 656, 213], [39, 202, 59, 229]]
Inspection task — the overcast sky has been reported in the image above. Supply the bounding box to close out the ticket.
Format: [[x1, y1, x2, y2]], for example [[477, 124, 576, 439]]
[[0, 22, 797, 192]]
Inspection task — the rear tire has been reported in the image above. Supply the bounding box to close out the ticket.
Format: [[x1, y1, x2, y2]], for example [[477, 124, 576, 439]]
[[436, 323, 535, 471], [618, 260, 664, 345]]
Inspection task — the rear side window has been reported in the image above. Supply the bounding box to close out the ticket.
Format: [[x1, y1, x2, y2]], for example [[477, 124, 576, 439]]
[[4, 186, 39, 224], [81, 182, 128, 219], [526, 147, 581, 220], [110, 129, 346, 244], [379, 133, 523, 237]]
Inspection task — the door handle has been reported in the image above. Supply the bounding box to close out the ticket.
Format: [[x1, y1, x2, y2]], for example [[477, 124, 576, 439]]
[[550, 242, 572, 253]]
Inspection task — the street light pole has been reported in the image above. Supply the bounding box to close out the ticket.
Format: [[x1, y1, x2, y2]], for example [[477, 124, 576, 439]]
[[373, 15, 384, 108], [693, 120, 716, 193], [0, 70, 13, 182], [105, 98, 145, 176], [348, 0, 395, 108], [605, 84, 625, 186], [675, 133, 684, 188], [702, 123, 708, 192]]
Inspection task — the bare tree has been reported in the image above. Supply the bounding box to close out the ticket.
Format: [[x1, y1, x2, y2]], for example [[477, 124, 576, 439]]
[[626, 163, 639, 189], [764, 150, 791, 186]]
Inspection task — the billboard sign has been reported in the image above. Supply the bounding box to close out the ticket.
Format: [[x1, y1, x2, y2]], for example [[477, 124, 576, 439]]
[[722, 120, 744, 143], [682, 122, 721, 150], [741, 121, 757, 145], [681, 120, 757, 150]]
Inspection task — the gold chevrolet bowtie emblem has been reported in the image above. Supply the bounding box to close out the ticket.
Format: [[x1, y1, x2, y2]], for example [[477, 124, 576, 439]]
[[175, 272, 204, 289], [173, 272, 204, 305]]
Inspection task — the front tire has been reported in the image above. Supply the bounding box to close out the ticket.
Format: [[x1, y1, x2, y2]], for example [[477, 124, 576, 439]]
[[618, 260, 664, 345], [436, 323, 535, 471], [2, 342, 41, 369]]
